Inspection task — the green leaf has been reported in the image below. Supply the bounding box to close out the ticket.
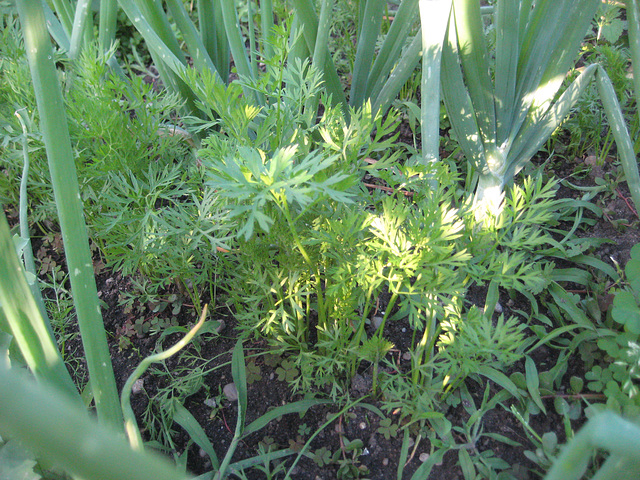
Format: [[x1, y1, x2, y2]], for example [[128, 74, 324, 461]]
[[625, 256, 640, 294], [458, 448, 476, 480], [172, 401, 219, 470], [477, 365, 520, 398], [601, 18, 624, 44], [231, 340, 248, 429], [525, 356, 546, 414], [0, 441, 41, 480], [612, 291, 640, 334]]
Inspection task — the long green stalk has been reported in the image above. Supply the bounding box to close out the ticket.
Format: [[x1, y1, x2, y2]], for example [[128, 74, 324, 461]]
[[372, 31, 421, 115], [290, 0, 347, 107], [0, 211, 80, 404], [366, 0, 419, 102], [0, 363, 189, 480], [544, 412, 640, 480], [15, 110, 50, 327], [417, 0, 453, 165], [16, 0, 122, 430], [121, 306, 207, 450], [68, 0, 92, 60], [165, 0, 221, 79], [98, 0, 118, 54], [627, 0, 640, 127], [349, 0, 386, 108], [595, 67, 640, 214]]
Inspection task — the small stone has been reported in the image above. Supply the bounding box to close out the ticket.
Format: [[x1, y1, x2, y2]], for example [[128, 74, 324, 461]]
[[401, 327, 406, 333], [215, 320, 226, 334], [419, 453, 430, 462], [372, 316, 384, 329], [402, 351, 412, 361], [584, 155, 598, 166], [131, 378, 144, 394], [382, 458, 389, 466], [407, 437, 415, 448], [359, 422, 367, 430], [223, 383, 238, 401], [199, 448, 207, 458], [204, 398, 217, 408], [495, 302, 503, 313]]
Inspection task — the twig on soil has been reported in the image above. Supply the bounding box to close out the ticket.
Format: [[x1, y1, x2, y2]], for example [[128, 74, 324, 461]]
[[221, 407, 233, 434], [615, 188, 639, 218]]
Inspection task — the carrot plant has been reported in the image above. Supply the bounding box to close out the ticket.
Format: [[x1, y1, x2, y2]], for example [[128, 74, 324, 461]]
[[1, 3, 331, 478]]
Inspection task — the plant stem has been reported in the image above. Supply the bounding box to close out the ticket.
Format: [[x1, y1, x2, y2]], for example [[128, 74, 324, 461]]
[[281, 201, 326, 327], [17, 0, 123, 430], [121, 305, 207, 449]]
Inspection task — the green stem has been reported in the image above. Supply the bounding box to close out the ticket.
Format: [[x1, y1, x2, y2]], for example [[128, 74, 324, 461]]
[[625, 0, 640, 127], [281, 201, 326, 326], [17, 0, 123, 430], [121, 305, 207, 449], [15, 110, 51, 329], [595, 67, 640, 215]]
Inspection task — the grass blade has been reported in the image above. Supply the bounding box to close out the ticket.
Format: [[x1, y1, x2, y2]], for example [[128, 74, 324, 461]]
[[172, 400, 220, 470], [17, 0, 123, 430], [243, 399, 332, 437], [525, 355, 546, 414], [214, 339, 248, 479]]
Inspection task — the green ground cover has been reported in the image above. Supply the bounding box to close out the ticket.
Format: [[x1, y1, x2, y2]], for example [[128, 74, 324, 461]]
[[2, 1, 640, 479]]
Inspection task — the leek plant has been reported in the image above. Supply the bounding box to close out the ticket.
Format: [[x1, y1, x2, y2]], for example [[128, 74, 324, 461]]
[[103, 0, 425, 117], [440, 0, 600, 219], [543, 412, 640, 480], [15, 0, 122, 429]]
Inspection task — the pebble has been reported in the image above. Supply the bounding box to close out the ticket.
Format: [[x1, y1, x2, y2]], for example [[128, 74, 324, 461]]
[[215, 320, 226, 334], [372, 316, 384, 329], [131, 378, 144, 394], [359, 422, 367, 430], [204, 398, 217, 408], [495, 302, 503, 313], [419, 453, 430, 462], [382, 458, 389, 466], [402, 351, 412, 361], [223, 383, 238, 401]]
